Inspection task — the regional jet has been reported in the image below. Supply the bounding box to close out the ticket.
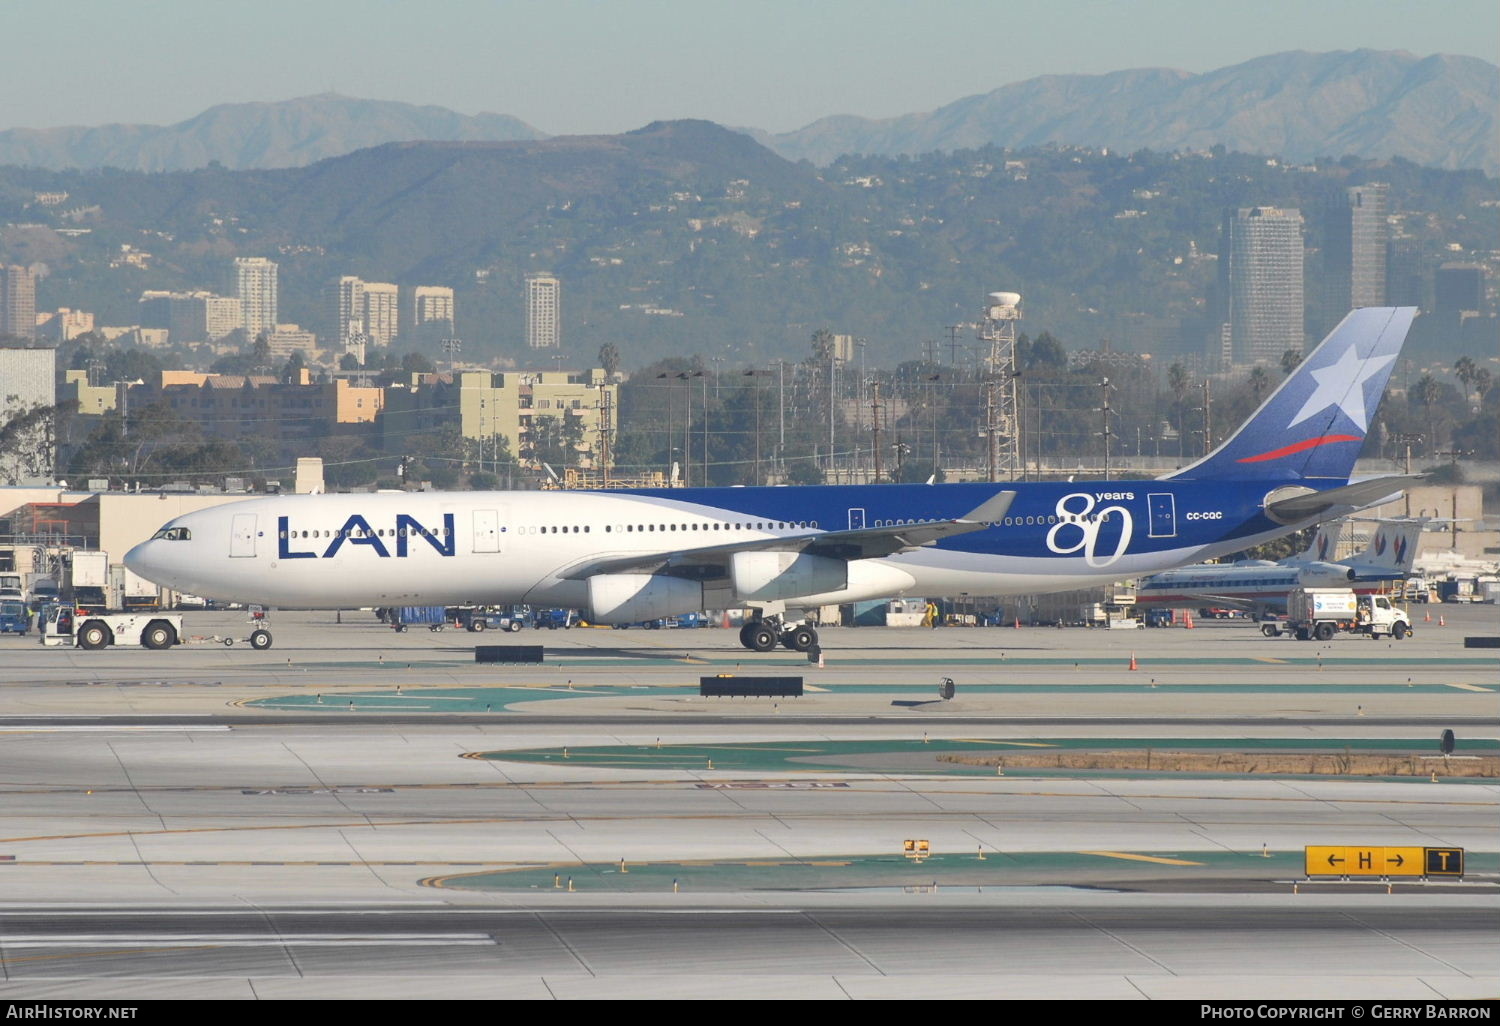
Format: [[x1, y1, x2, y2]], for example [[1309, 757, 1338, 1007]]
[[1133, 516, 1430, 616]]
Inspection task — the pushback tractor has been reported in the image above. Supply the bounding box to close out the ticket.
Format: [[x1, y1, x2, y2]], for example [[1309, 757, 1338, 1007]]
[[39, 606, 185, 650]]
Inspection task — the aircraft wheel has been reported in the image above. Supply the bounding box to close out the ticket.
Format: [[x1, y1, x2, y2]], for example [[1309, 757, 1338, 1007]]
[[78, 621, 111, 650], [738, 623, 756, 648], [747, 625, 778, 652], [1392, 622, 1407, 640], [779, 631, 798, 650], [142, 620, 176, 650], [789, 625, 818, 652], [249, 629, 273, 651]]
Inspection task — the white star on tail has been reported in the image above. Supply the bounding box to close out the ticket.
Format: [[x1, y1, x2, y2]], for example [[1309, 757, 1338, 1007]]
[[1287, 346, 1397, 430]]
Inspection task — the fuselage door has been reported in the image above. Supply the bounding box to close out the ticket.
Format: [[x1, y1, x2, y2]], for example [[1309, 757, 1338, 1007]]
[[473, 509, 501, 553], [848, 508, 866, 531], [1147, 493, 1177, 538], [230, 514, 257, 557]]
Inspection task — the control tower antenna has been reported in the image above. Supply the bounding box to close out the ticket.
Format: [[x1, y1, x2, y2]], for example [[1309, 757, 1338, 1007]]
[[978, 292, 1022, 482]]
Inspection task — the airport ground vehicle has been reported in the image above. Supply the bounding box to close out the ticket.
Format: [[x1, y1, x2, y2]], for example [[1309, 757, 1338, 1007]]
[[38, 605, 185, 650], [1277, 587, 1411, 641], [391, 606, 447, 632], [532, 608, 577, 630], [1143, 607, 1175, 628], [450, 606, 525, 632], [68, 550, 109, 610], [1, 599, 31, 635]]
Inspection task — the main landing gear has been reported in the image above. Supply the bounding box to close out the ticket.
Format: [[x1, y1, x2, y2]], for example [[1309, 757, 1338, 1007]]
[[737, 617, 818, 653]]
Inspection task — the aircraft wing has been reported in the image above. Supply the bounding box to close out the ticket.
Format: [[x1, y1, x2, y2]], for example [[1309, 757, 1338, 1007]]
[[1265, 475, 1420, 522], [559, 491, 1016, 581], [1191, 594, 1260, 609]]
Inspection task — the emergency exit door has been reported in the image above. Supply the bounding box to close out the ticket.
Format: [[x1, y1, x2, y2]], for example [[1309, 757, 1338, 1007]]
[[230, 514, 257, 557], [473, 509, 501, 553], [1146, 493, 1176, 538]]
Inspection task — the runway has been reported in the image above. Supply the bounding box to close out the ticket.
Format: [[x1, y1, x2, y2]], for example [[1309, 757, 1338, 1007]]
[[0, 606, 1494, 998]]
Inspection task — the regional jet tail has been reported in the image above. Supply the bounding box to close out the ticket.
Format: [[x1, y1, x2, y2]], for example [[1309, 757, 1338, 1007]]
[[126, 309, 1417, 655], [1342, 517, 1431, 581]]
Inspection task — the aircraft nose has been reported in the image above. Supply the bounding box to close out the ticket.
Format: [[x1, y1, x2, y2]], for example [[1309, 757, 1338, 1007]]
[[124, 540, 159, 581]]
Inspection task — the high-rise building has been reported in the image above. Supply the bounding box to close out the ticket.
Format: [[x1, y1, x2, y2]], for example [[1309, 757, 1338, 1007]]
[[361, 282, 399, 348], [138, 291, 242, 343], [0, 265, 37, 340], [1226, 207, 1304, 366], [337, 276, 366, 347], [234, 257, 278, 338], [1321, 184, 1388, 332], [526, 273, 561, 349], [1434, 263, 1484, 317], [336, 276, 400, 348], [413, 286, 455, 330]]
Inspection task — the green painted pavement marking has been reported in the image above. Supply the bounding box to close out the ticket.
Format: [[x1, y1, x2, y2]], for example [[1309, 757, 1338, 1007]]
[[470, 736, 1500, 775], [247, 680, 1494, 713], [427, 849, 1500, 892]]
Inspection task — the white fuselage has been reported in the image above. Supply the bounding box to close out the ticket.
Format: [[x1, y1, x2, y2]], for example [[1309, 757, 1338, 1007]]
[[125, 488, 1302, 617]]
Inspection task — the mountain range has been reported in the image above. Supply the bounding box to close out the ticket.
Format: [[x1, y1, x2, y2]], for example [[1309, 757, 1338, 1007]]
[[0, 94, 543, 173], [0, 50, 1495, 174]]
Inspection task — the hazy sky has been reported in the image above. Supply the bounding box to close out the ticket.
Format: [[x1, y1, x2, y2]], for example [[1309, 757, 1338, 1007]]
[[6, 0, 1497, 134]]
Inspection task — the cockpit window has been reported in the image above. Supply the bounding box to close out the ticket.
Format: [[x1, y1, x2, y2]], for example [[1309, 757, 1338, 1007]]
[[152, 527, 192, 541]]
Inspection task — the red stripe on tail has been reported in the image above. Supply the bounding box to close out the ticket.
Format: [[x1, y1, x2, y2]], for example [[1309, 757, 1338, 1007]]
[[1236, 434, 1362, 464]]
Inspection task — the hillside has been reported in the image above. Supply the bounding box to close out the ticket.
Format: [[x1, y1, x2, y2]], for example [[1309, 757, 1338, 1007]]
[[760, 51, 1500, 174], [0, 94, 544, 172], [0, 122, 1493, 369]]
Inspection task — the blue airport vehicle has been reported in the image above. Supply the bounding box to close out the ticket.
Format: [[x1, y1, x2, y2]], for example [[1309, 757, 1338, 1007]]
[[392, 606, 447, 632], [0, 599, 32, 635]]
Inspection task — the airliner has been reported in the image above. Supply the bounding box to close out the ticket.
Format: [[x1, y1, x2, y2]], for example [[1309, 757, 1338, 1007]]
[[1133, 516, 1429, 615], [127, 307, 1417, 653]]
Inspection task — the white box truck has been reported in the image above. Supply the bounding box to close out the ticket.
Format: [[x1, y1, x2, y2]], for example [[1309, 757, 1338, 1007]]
[[1284, 587, 1411, 641], [69, 550, 110, 610]]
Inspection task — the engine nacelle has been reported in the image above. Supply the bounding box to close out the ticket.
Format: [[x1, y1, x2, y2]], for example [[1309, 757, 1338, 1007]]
[[586, 574, 703, 624], [730, 551, 847, 602], [1298, 561, 1357, 586]]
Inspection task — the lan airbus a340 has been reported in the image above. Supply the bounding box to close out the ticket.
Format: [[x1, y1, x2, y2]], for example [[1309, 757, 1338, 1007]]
[[127, 307, 1417, 652]]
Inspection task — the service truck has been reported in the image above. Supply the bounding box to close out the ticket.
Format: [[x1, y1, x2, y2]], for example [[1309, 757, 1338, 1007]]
[[68, 550, 110, 610], [1280, 587, 1412, 641], [38, 605, 184, 650]]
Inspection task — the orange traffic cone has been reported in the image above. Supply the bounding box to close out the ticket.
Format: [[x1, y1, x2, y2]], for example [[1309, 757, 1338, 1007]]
[[1424, 610, 1431, 622], [1438, 615, 1446, 627], [1128, 652, 1138, 671], [1185, 612, 1195, 629], [1014, 617, 1021, 629], [721, 610, 731, 628]]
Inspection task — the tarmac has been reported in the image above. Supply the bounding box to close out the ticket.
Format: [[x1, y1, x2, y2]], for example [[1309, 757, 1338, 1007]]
[[0, 604, 1494, 999]]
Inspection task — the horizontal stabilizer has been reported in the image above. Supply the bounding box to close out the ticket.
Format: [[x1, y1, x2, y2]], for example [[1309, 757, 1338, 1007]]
[[1265, 476, 1418, 522]]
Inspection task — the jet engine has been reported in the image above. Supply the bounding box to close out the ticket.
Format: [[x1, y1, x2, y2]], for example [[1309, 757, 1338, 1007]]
[[1297, 562, 1357, 586], [586, 574, 703, 624], [730, 551, 847, 602]]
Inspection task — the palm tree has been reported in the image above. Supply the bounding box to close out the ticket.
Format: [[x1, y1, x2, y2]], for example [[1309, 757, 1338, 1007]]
[[1412, 374, 1443, 454], [1474, 368, 1493, 407], [1454, 355, 1477, 406], [1167, 363, 1190, 458], [1280, 349, 1303, 377], [1248, 365, 1271, 407]]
